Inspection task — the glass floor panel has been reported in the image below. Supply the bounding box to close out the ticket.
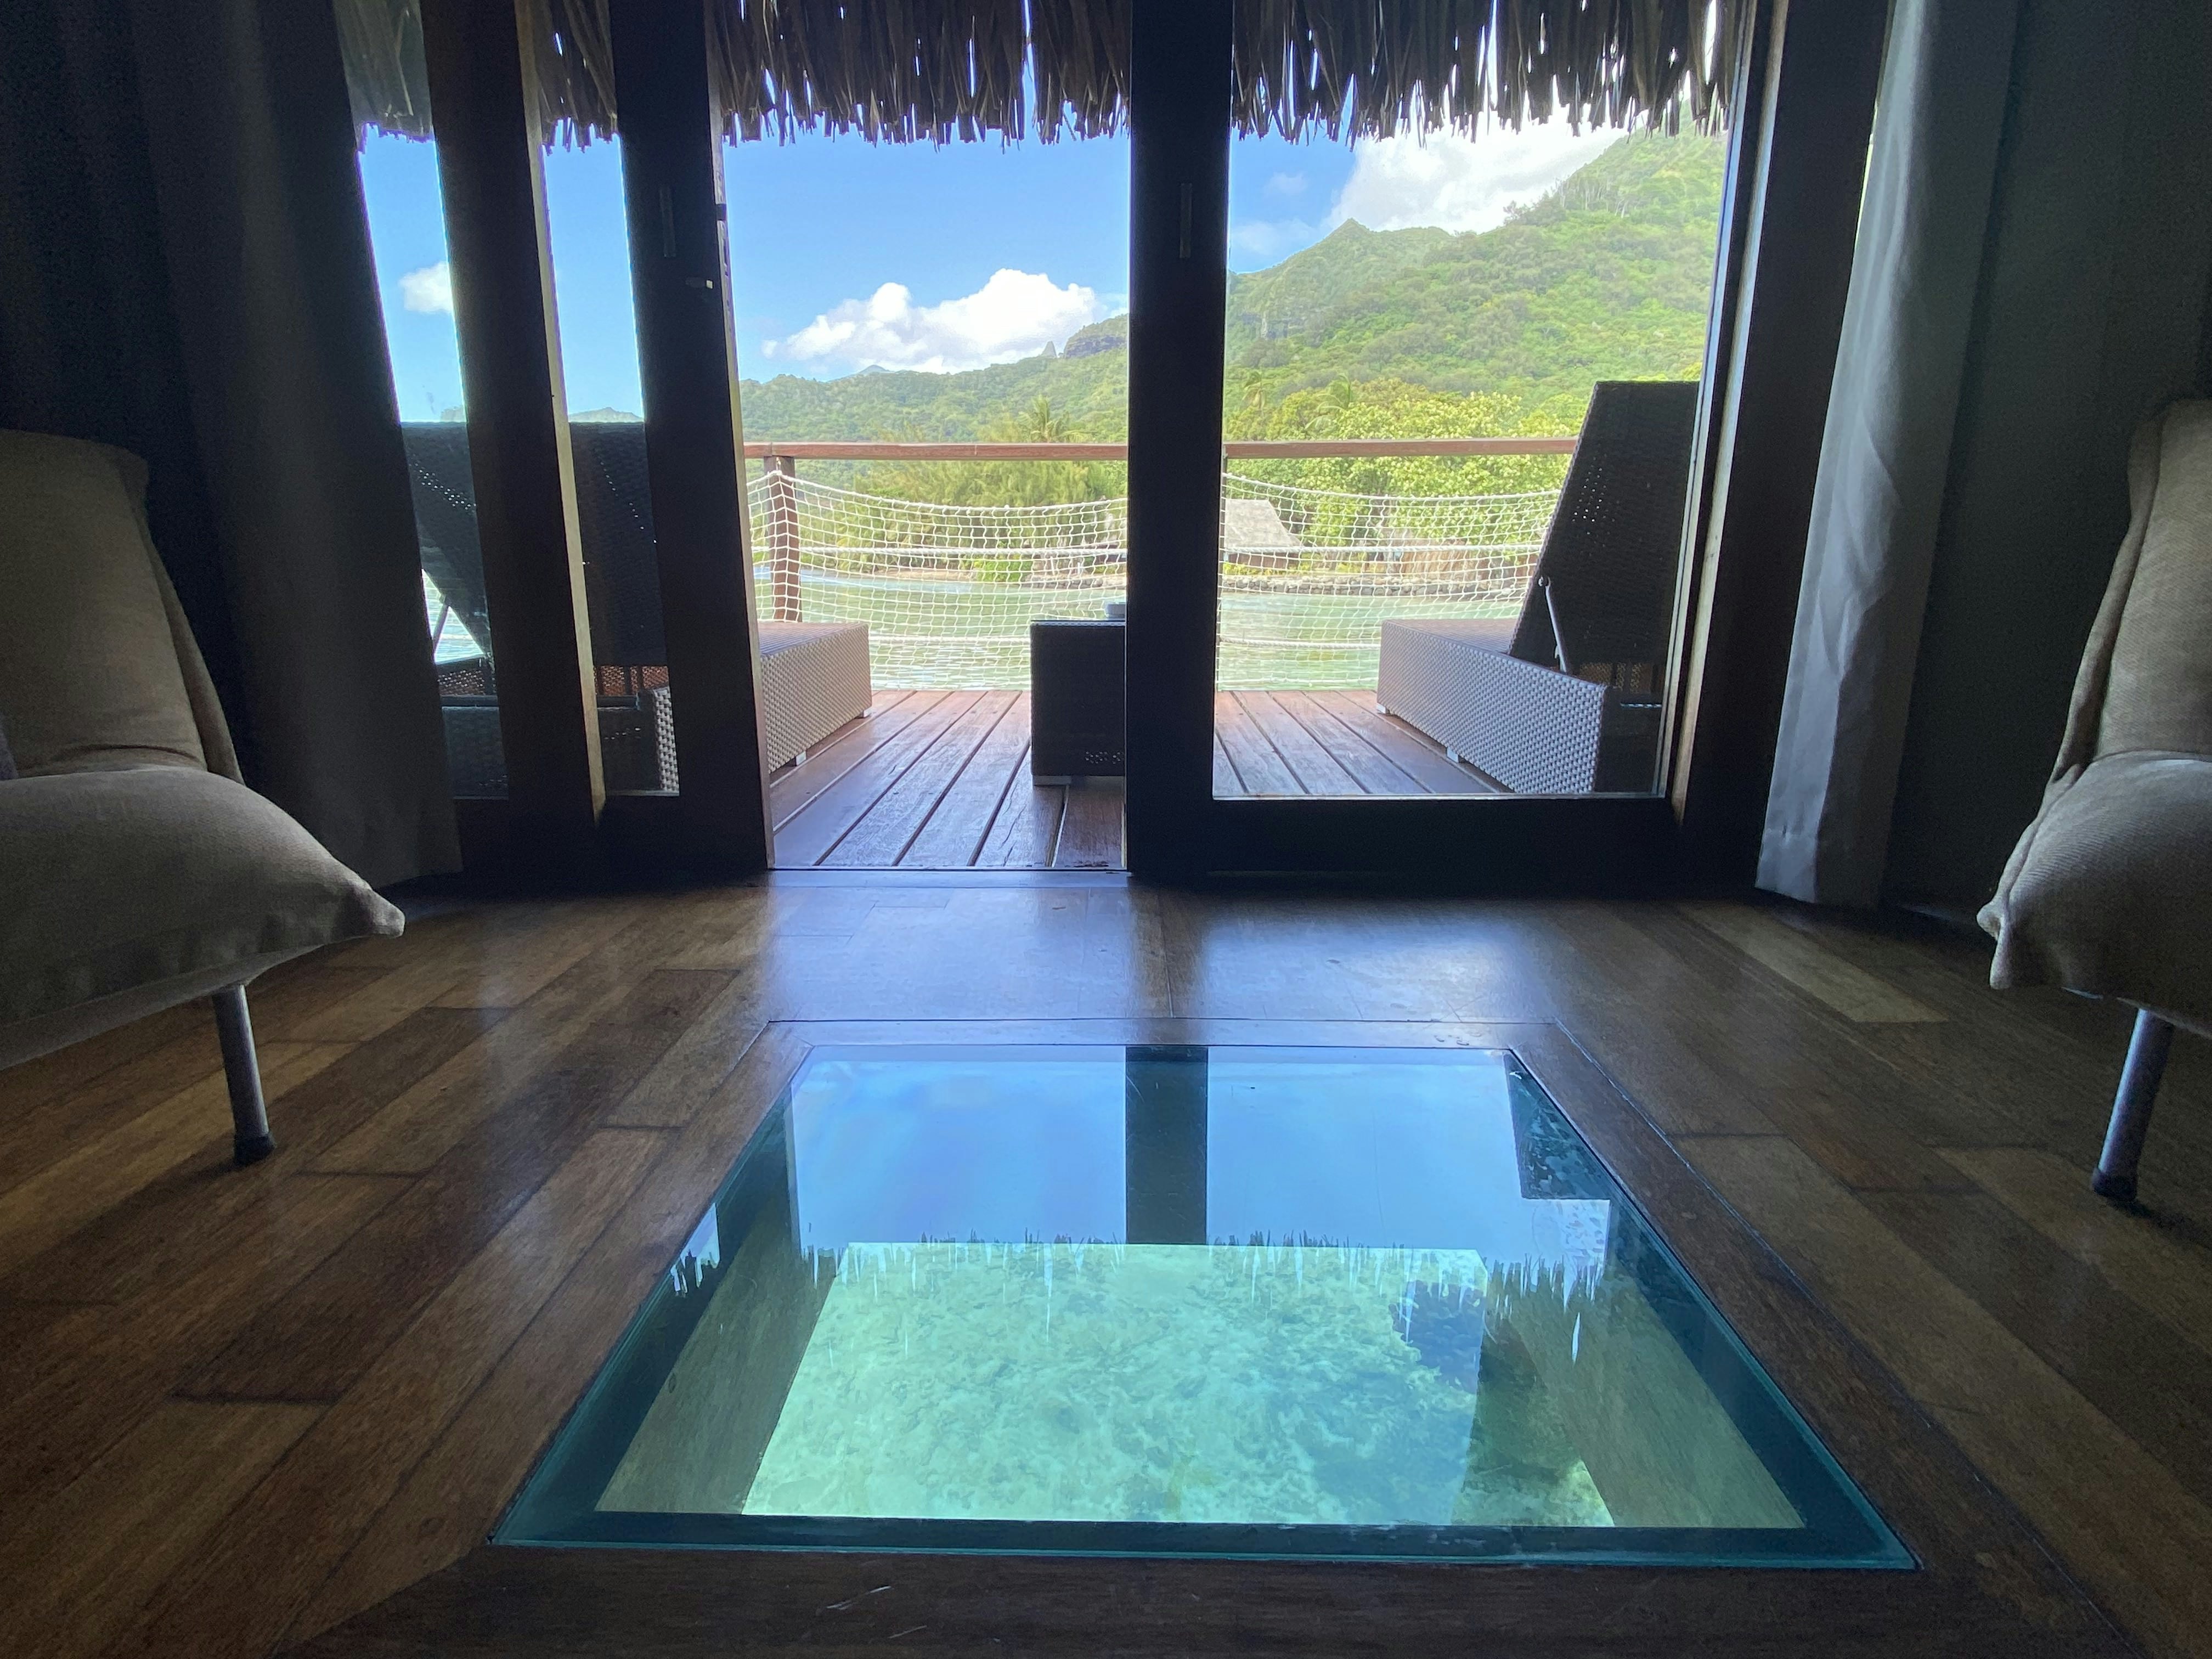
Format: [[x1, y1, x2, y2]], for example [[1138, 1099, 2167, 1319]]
[[500, 1045, 1909, 1565]]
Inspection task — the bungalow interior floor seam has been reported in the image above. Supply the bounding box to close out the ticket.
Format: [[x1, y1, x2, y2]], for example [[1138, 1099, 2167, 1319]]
[[495, 1041, 1910, 1568]]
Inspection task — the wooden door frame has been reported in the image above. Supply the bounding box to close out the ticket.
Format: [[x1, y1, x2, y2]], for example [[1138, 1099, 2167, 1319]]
[[1122, 0, 1890, 887], [608, 0, 775, 876], [421, 0, 606, 881], [432, 0, 778, 882]]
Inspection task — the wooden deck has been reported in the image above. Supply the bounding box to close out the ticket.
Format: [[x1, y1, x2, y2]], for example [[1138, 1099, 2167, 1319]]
[[1214, 689, 1499, 795], [770, 689, 1494, 869], [769, 691, 1122, 870]]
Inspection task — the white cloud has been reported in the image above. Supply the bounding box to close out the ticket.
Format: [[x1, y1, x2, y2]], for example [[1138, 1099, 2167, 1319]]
[[399, 261, 453, 314], [763, 269, 1100, 375], [1263, 171, 1309, 200], [1331, 123, 1623, 236]]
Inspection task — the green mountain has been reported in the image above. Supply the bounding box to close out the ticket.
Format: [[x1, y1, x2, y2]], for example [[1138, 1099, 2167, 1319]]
[[733, 131, 1726, 499]]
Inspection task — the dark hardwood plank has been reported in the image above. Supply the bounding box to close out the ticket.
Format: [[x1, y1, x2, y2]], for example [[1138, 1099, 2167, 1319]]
[[315, 924, 730, 1175], [0, 1173, 404, 1510], [0, 998, 213, 1127], [1691, 1134, 2212, 1659], [0, 1024, 223, 1196], [1052, 780, 1125, 869], [0, 1041, 348, 1279], [123, 1130, 669, 1659], [1945, 1146, 2212, 1355], [1865, 1188, 2212, 1506], [425, 898, 643, 1012], [287, 905, 570, 1041], [1678, 901, 1945, 1023], [1602, 905, 2017, 1183], [823, 691, 1014, 867], [605, 975, 769, 1128], [185, 984, 716, 1402], [290, 1029, 812, 1646], [0, 1401, 319, 1659], [899, 693, 1029, 867], [773, 691, 984, 866]]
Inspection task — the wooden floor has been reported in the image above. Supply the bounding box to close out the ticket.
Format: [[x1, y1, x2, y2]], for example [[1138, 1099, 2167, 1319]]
[[769, 689, 1492, 870], [4, 885, 2211, 1656]]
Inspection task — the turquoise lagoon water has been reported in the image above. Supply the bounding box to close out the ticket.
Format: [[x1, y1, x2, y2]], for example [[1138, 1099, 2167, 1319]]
[[500, 1046, 1907, 1565]]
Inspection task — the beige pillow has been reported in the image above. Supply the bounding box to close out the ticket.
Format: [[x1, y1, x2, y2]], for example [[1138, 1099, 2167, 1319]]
[[0, 767, 402, 1031], [0, 430, 208, 775]]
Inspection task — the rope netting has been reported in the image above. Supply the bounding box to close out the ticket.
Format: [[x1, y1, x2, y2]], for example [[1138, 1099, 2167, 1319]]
[[748, 472, 1558, 689]]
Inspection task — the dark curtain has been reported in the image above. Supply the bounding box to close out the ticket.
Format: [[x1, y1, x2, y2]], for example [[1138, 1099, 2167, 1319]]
[[1759, 0, 2212, 907], [0, 0, 458, 888], [1755, 0, 2024, 905]]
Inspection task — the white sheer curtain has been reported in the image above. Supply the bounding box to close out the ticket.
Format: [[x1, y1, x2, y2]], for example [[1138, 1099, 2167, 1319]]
[[1756, 0, 2024, 905]]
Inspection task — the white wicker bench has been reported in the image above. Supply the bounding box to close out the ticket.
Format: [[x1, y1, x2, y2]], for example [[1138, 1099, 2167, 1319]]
[[758, 620, 871, 770]]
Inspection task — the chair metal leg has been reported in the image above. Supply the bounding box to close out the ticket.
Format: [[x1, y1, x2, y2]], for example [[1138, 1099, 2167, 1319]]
[[212, 984, 274, 1167], [2094, 1009, 2173, 1203]]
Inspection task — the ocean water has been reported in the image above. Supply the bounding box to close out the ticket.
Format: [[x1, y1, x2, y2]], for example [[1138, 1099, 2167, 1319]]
[[510, 1045, 1904, 1563], [728, 1240, 1607, 1527]]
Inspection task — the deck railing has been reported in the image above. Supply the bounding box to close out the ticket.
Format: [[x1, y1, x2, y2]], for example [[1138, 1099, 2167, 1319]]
[[407, 425, 1578, 691], [733, 437, 1576, 689]]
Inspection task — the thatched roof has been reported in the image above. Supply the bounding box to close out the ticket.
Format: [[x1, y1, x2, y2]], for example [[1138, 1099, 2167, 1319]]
[[339, 0, 1748, 149]]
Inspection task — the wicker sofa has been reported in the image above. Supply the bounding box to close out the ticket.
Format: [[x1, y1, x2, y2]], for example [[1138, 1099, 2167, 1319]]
[[1377, 382, 1700, 794]]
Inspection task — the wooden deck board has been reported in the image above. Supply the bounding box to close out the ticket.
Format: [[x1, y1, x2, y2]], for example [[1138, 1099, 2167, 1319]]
[[975, 761, 1065, 867], [1271, 690, 1425, 794], [1212, 691, 1302, 794], [765, 690, 928, 829], [773, 690, 1501, 865], [900, 698, 1030, 868], [1212, 690, 1497, 797], [1239, 690, 1367, 793], [1311, 690, 1500, 793], [1053, 781, 1125, 868], [770, 691, 982, 865], [821, 692, 1015, 868]]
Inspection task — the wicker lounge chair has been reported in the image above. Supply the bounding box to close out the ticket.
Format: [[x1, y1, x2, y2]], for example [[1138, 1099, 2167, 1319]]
[[403, 424, 870, 789], [1377, 381, 1700, 794]]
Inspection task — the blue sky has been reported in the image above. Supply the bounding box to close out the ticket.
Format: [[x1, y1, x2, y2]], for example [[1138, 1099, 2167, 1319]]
[[357, 121, 1617, 420]]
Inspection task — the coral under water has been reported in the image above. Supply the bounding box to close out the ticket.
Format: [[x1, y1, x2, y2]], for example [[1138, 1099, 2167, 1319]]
[[717, 1240, 1611, 1528]]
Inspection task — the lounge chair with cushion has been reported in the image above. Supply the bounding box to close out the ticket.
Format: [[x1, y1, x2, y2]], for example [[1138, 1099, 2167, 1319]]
[[0, 431, 403, 1164], [1376, 381, 1700, 794], [1982, 399, 2212, 1201], [404, 425, 870, 788]]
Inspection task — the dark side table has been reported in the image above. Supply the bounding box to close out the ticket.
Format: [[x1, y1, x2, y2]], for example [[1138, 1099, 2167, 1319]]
[[1029, 619, 1125, 780]]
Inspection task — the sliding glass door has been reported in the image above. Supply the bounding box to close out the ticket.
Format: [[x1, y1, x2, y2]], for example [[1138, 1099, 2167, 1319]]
[[1125, 0, 1884, 882]]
